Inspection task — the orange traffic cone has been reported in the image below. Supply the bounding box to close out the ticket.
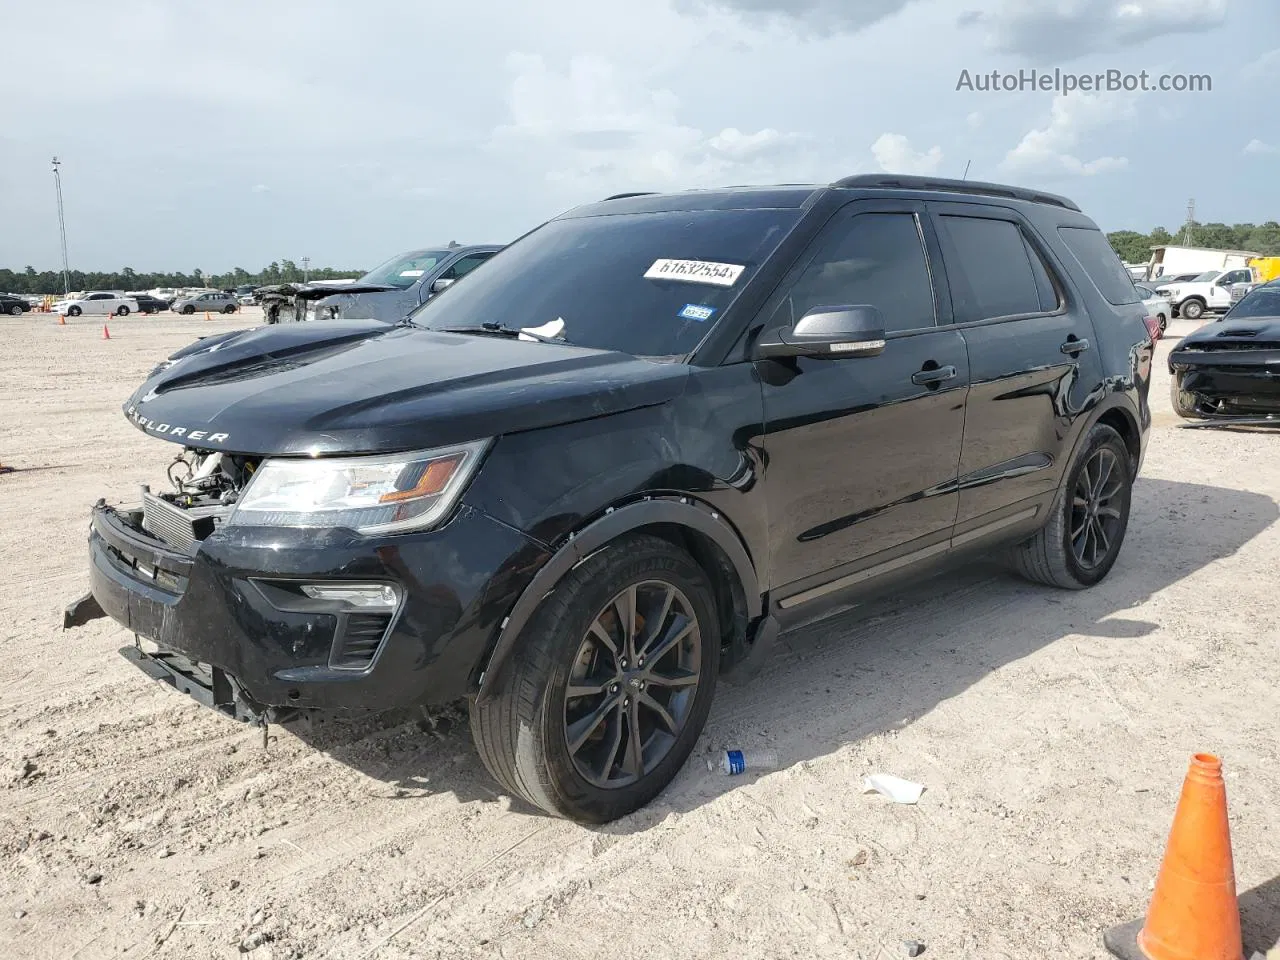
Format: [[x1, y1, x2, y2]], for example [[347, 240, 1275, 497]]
[[102, 324, 110, 340], [205, 310, 211, 320], [58, 314, 65, 325], [1104, 753, 1243, 960]]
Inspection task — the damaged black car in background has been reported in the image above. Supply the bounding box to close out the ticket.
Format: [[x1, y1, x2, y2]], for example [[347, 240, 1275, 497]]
[[256, 243, 502, 324], [1170, 278, 1280, 425]]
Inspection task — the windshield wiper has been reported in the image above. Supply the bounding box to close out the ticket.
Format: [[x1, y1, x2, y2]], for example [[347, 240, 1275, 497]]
[[438, 322, 572, 345]]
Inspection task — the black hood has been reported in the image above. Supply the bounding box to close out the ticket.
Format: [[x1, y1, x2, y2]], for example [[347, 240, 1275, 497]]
[[1181, 316, 1280, 345], [123, 320, 690, 456]]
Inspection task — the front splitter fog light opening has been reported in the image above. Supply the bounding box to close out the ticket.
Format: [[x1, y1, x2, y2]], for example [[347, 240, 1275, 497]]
[[299, 582, 400, 610]]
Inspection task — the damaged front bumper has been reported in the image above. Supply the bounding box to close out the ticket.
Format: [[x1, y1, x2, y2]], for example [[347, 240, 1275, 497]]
[[68, 500, 550, 717], [1170, 347, 1280, 422]]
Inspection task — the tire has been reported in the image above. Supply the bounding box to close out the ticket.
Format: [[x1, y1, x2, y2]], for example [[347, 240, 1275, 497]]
[[470, 534, 721, 823], [1181, 298, 1205, 321], [181, 305, 194, 315], [8, 304, 21, 317], [223, 304, 237, 314], [1157, 313, 1167, 333], [67, 305, 81, 317], [116, 305, 130, 316], [1170, 374, 1206, 420], [1009, 423, 1133, 590]]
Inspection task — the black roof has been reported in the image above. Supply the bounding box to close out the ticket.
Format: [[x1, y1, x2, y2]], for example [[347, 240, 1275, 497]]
[[574, 175, 1080, 219]]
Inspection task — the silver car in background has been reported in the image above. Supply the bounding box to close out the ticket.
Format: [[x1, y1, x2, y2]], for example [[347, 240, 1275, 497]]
[[171, 291, 239, 315]]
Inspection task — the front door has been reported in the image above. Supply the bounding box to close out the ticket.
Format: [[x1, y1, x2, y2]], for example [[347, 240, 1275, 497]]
[[754, 201, 969, 601]]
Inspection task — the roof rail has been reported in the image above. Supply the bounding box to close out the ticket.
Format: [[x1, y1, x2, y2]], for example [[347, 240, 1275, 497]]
[[602, 192, 658, 201], [830, 174, 1080, 212]]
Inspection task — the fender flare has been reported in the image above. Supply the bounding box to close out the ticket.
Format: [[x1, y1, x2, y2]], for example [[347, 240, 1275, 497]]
[[1064, 394, 1142, 480], [474, 496, 762, 702]]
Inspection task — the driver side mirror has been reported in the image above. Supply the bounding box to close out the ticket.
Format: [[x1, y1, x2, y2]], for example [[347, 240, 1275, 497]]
[[430, 277, 456, 294], [755, 305, 888, 360]]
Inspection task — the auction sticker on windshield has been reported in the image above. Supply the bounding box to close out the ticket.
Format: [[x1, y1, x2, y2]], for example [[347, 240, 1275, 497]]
[[644, 259, 745, 287], [400, 269, 426, 277]]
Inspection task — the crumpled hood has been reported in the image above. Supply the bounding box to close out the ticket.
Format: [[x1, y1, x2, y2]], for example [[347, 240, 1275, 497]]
[[123, 320, 690, 456]]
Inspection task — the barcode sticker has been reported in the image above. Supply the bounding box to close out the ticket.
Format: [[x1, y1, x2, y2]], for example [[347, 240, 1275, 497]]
[[644, 259, 745, 287]]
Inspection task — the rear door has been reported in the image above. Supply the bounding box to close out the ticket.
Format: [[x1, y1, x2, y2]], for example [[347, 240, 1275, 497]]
[[755, 200, 970, 604], [926, 202, 1105, 532]]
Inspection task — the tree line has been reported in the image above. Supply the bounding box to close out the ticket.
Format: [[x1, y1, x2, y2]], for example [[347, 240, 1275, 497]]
[[0, 260, 366, 296], [1106, 221, 1280, 264]]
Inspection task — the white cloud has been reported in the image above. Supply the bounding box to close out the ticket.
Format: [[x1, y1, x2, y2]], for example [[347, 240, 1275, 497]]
[[1241, 47, 1280, 81], [963, 0, 1228, 60], [1000, 94, 1133, 177], [871, 133, 943, 175], [966, 111, 984, 130], [675, 0, 914, 34], [490, 53, 816, 188], [1244, 139, 1280, 156], [251, 184, 270, 193]]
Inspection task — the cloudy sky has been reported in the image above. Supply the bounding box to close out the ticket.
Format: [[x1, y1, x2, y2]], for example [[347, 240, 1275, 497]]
[[2, 0, 1276, 272]]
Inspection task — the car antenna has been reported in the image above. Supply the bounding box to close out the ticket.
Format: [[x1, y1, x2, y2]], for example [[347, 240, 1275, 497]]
[[962, 159, 971, 181]]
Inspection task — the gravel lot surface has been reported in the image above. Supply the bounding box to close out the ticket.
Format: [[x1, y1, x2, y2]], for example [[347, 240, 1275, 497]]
[[1, 311, 1277, 959]]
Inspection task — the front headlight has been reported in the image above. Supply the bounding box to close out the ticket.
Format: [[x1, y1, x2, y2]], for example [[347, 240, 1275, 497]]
[[229, 439, 490, 535]]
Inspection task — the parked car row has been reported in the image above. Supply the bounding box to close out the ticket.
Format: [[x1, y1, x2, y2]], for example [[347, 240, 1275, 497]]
[[48, 289, 241, 317]]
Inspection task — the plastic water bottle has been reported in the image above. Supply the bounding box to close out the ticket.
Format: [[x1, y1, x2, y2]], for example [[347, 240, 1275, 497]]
[[716, 748, 779, 775]]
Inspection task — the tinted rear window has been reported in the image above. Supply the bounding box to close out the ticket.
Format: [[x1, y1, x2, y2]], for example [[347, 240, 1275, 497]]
[[1058, 226, 1142, 305], [937, 216, 1045, 323]]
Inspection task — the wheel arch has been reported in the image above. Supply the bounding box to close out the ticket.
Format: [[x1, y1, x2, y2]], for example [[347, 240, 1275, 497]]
[[474, 496, 762, 702]]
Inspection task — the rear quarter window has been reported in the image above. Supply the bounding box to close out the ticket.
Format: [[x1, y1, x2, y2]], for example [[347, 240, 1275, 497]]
[[1058, 226, 1142, 306]]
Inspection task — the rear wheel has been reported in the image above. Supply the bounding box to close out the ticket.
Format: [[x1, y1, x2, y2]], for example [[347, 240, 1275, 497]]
[[470, 534, 720, 822], [1157, 313, 1167, 333], [1181, 298, 1205, 321], [8, 304, 21, 317], [223, 304, 237, 313], [116, 305, 130, 316], [1009, 423, 1132, 589]]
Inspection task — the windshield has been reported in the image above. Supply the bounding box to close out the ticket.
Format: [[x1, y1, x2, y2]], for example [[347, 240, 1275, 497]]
[[407, 208, 801, 357], [1226, 285, 1280, 320], [358, 250, 452, 290], [1191, 271, 1220, 283]]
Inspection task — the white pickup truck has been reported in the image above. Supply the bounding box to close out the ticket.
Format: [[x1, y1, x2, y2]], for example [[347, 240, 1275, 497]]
[[1153, 267, 1254, 321]]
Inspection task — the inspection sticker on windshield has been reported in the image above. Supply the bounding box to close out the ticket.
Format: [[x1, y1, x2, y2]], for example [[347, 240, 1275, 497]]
[[678, 303, 716, 322], [644, 259, 744, 287], [399, 269, 425, 277]]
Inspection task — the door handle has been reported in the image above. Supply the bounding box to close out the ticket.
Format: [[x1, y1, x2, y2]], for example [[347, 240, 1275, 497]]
[[1060, 338, 1090, 355], [911, 364, 957, 386]]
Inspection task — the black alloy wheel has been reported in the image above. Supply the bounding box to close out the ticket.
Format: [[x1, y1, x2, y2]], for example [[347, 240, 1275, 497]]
[[563, 580, 702, 789], [1069, 446, 1125, 571]]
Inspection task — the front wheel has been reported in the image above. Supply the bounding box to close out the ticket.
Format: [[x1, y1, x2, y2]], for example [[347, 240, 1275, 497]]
[[470, 534, 720, 822], [181, 305, 194, 315], [1181, 298, 1205, 321], [8, 304, 21, 317], [1157, 313, 1167, 333], [1009, 423, 1132, 589], [223, 304, 237, 313], [116, 305, 130, 316], [67, 305, 81, 317]]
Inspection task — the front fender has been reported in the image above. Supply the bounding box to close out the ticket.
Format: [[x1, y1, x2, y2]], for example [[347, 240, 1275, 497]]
[[473, 496, 762, 702]]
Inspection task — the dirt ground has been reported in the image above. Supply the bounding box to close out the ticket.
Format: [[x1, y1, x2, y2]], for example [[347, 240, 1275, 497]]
[[1, 309, 1277, 960]]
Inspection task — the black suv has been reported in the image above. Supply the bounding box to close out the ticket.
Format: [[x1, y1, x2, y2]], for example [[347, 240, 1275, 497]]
[[67, 176, 1153, 822]]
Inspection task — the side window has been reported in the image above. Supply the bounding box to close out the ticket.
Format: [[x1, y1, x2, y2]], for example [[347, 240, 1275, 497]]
[[1023, 236, 1062, 313], [771, 212, 936, 335], [937, 216, 1044, 323], [440, 253, 495, 281], [1058, 226, 1143, 305]]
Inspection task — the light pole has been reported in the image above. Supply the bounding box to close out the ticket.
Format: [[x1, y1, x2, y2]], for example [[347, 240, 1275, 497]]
[[302, 257, 310, 283], [51, 157, 70, 296]]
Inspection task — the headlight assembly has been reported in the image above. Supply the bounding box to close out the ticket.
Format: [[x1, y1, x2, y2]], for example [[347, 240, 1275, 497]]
[[229, 439, 490, 535]]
